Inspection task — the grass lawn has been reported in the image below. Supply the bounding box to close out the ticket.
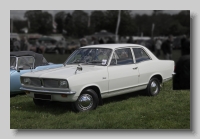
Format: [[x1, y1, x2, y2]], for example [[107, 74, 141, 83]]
[[10, 80, 190, 129], [10, 49, 190, 129]]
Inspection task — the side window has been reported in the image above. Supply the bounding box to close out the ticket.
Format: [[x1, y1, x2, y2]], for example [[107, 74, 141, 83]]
[[18, 56, 34, 70], [110, 48, 133, 65], [133, 48, 151, 63]]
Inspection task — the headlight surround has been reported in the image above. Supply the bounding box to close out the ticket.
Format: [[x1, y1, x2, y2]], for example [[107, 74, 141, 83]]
[[21, 77, 31, 85], [59, 80, 69, 88]]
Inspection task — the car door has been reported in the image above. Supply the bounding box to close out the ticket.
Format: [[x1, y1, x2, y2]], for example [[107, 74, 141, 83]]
[[132, 48, 153, 85], [107, 48, 139, 94]]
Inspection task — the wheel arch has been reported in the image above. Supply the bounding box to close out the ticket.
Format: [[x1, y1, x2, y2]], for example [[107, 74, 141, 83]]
[[149, 74, 163, 84], [80, 85, 103, 105]]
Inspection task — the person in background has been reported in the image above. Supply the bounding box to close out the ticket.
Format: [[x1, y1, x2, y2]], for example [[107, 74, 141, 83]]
[[181, 35, 190, 56], [106, 36, 115, 44], [99, 38, 104, 44], [161, 35, 173, 60], [120, 36, 127, 43], [20, 37, 29, 51], [155, 38, 162, 58], [80, 38, 88, 47], [12, 38, 21, 51], [91, 36, 99, 45], [127, 36, 134, 44]]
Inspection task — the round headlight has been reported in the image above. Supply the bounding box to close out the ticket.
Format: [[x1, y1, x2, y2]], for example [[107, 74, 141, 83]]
[[59, 80, 68, 88], [24, 77, 31, 85]]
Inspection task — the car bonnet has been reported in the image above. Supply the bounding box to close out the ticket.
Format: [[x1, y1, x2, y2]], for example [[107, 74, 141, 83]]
[[20, 65, 103, 79]]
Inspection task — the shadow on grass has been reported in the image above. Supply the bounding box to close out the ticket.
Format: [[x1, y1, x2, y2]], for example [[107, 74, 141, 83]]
[[10, 90, 148, 115], [10, 92, 25, 98], [10, 99, 74, 115], [102, 89, 147, 105]]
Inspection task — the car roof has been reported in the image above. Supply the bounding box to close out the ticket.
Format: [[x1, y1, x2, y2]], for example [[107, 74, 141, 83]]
[[10, 51, 45, 68], [81, 44, 158, 60], [81, 44, 146, 49]]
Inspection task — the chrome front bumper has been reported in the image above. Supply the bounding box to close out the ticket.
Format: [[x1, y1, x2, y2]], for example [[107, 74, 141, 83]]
[[20, 86, 76, 95]]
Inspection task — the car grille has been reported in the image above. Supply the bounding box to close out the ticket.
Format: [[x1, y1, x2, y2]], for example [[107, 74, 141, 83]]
[[22, 77, 61, 88], [30, 78, 42, 87], [43, 79, 59, 88]]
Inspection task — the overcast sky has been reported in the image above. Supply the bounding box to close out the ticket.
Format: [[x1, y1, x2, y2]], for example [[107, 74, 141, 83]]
[[10, 10, 181, 19]]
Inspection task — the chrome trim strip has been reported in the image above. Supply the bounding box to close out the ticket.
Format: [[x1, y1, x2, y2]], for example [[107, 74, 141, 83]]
[[20, 87, 76, 95], [109, 83, 148, 93]]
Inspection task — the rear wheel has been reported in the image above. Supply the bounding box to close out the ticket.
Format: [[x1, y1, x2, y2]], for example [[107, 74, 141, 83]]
[[72, 89, 99, 112], [146, 78, 160, 96]]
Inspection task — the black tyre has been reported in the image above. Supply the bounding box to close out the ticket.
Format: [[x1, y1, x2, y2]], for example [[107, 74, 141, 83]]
[[33, 98, 48, 106], [146, 78, 160, 96], [72, 89, 99, 112]]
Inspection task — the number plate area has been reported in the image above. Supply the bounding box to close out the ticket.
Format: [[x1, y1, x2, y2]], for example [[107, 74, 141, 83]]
[[34, 94, 51, 100]]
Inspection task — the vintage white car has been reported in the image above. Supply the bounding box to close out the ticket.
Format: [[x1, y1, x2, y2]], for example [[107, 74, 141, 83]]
[[20, 44, 174, 112]]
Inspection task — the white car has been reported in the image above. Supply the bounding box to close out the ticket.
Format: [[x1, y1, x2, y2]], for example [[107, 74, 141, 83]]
[[20, 44, 175, 112]]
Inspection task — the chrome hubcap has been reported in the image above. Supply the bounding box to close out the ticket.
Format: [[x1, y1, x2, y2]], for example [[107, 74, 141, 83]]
[[77, 94, 93, 111], [150, 81, 158, 94]]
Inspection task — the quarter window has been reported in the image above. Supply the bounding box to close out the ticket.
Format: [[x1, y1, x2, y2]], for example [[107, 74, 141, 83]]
[[110, 48, 133, 65], [133, 48, 150, 63]]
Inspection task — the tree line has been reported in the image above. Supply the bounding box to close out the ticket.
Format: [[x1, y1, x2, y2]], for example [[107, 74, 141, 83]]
[[10, 10, 190, 38]]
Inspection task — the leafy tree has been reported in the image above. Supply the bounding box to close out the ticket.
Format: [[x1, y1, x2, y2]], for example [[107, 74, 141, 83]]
[[24, 10, 53, 35], [90, 11, 106, 33], [55, 11, 66, 33], [71, 10, 89, 37], [10, 19, 27, 33], [63, 13, 73, 36]]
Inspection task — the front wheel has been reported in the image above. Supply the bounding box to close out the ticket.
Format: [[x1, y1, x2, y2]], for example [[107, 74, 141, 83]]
[[146, 78, 160, 96], [72, 89, 99, 112]]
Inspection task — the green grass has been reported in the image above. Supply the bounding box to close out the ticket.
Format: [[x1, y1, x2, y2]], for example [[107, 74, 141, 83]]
[[10, 80, 190, 129]]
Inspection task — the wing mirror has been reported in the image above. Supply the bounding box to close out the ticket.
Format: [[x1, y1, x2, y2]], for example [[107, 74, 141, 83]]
[[75, 64, 82, 74], [17, 66, 23, 72]]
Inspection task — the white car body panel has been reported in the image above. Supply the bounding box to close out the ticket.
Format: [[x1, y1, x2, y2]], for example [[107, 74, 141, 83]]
[[20, 44, 174, 102]]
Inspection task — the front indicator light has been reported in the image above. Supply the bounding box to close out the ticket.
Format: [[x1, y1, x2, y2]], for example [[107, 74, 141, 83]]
[[25, 91, 30, 94], [61, 94, 68, 97]]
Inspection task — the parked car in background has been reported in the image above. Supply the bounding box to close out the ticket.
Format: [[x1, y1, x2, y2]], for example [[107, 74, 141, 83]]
[[20, 44, 174, 112], [65, 41, 80, 53], [38, 35, 67, 54], [27, 34, 45, 53], [10, 33, 21, 51], [10, 51, 63, 95]]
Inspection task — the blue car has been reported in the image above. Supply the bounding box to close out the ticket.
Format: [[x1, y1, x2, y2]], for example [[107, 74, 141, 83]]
[[10, 51, 63, 95]]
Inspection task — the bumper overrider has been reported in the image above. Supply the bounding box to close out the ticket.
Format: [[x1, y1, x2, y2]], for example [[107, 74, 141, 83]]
[[20, 86, 77, 102]]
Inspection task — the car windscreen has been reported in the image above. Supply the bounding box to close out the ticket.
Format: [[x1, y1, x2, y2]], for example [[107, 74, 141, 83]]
[[65, 48, 112, 66]]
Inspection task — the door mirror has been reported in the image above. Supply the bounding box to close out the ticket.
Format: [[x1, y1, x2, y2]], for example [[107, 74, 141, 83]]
[[17, 66, 23, 72]]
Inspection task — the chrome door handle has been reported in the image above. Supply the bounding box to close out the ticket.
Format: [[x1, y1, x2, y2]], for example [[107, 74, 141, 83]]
[[133, 67, 138, 70]]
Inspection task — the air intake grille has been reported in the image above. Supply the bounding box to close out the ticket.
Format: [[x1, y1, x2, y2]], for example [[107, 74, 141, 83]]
[[30, 78, 42, 87], [43, 79, 59, 88]]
